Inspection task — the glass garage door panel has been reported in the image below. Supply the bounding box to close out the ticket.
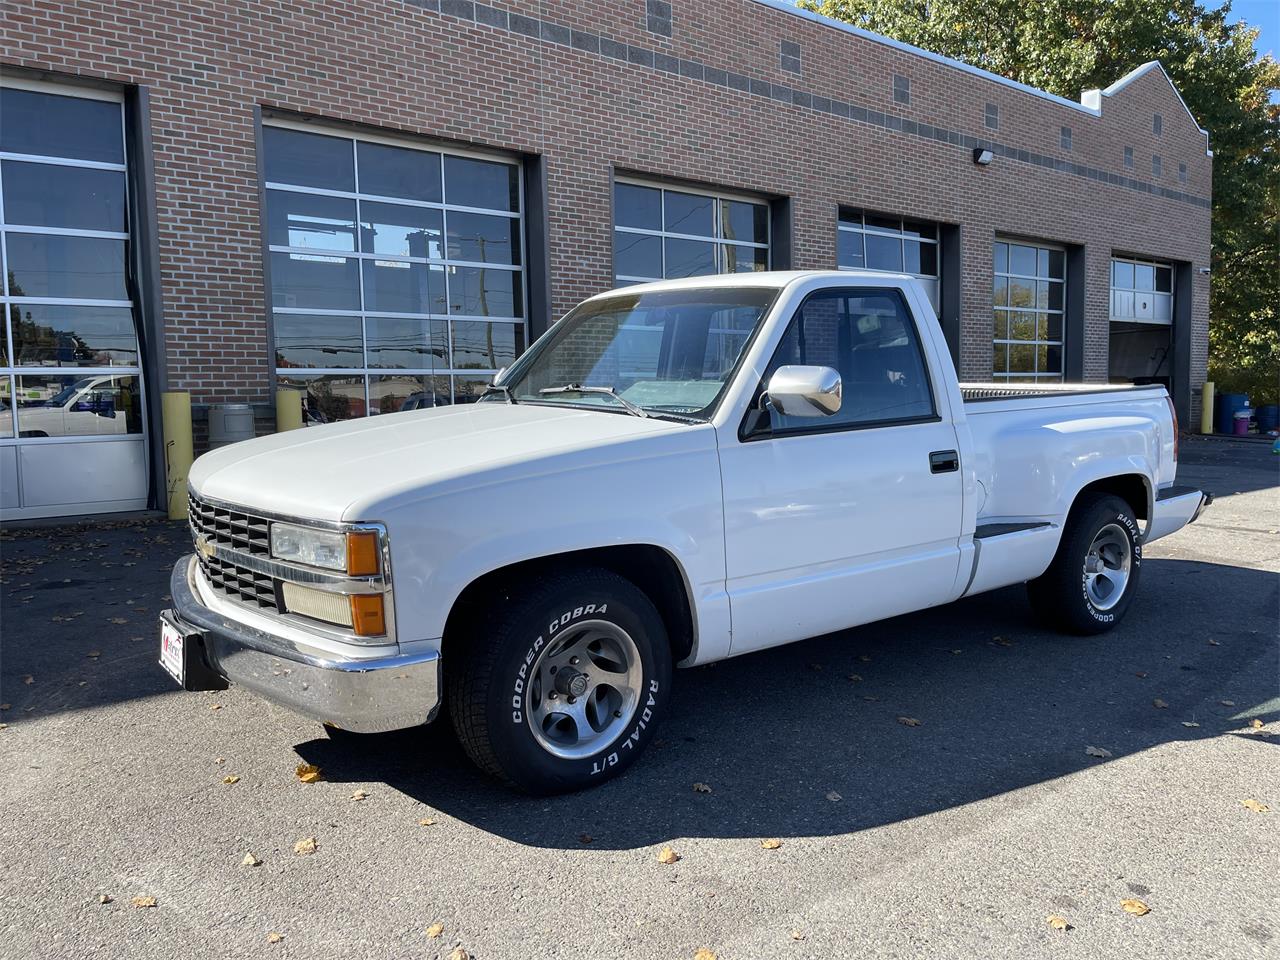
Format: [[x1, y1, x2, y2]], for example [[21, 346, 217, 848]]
[[0, 85, 147, 521]]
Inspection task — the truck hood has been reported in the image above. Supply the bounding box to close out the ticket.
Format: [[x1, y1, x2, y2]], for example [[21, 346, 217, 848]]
[[189, 403, 696, 521]]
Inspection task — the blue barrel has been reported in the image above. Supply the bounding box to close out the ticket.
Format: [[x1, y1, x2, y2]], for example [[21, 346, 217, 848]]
[[1256, 404, 1279, 434], [1216, 393, 1249, 434]]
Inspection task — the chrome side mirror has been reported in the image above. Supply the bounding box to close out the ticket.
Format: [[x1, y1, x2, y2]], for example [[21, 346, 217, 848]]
[[765, 365, 842, 417]]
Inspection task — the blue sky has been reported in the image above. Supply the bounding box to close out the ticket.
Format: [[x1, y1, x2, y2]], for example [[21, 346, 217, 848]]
[[1219, 0, 1279, 102]]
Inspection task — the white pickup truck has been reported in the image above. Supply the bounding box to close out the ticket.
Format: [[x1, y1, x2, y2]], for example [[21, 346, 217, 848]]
[[161, 271, 1209, 792]]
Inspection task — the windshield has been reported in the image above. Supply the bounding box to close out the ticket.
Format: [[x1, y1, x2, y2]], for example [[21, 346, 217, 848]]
[[501, 287, 779, 417]]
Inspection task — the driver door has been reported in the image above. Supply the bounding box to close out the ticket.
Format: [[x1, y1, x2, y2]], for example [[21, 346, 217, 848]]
[[717, 287, 964, 655]]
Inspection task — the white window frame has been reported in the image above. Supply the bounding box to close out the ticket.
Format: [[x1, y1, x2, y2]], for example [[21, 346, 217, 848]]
[[992, 239, 1066, 382], [1109, 255, 1173, 326], [264, 118, 527, 415], [612, 176, 771, 285], [837, 208, 941, 312], [0, 79, 146, 450]]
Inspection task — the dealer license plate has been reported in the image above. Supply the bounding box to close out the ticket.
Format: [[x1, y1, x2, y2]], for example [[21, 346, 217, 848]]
[[159, 615, 187, 685]]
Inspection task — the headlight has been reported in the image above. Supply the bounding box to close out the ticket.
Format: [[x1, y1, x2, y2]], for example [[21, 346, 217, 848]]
[[270, 523, 348, 571]]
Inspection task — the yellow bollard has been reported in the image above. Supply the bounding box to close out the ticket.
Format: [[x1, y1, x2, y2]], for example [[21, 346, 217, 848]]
[[161, 391, 194, 520], [276, 388, 303, 432], [1200, 380, 1215, 435]]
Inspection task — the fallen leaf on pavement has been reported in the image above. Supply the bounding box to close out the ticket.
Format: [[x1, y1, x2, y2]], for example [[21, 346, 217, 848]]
[[1220, 700, 1235, 706], [994, 636, 1014, 646], [418, 817, 436, 826], [222, 775, 240, 784], [108, 617, 128, 625], [791, 930, 805, 941], [131, 896, 157, 909], [897, 716, 922, 727], [808, 663, 823, 671], [210, 704, 222, 711], [951, 649, 963, 654], [1241, 798, 1270, 813], [1208, 639, 1220, 646], [449, 948, 469, 960], [87, 651, 101, 659], [847, 674, 862, 682], [294, 837, 318, 855], [1251, 718, 1264, 729], [862, 695, 880, 702], [0, 704, 9, 710], [1181, 721, 1200, 728], [215, 757, 226, 765], [22, 675, 33, 685], [693, 950, 717, 960], [760, 838, 782, 850], [267, 933, 284, 944], [657, 846, 680, 864], [425, 922, 444, 939], [98, 894, 113, 905], [693, 782, 712, 794], [241, 852, 262, 867], [579, 834, 593, 844], [1085, 746, 1113, 758], [351, 789, 368, 801], [1135, 672, 1147, 678], [1120, 898, 1150, 916], [858, 654, 871, 662], [826, 790, 842, 802], [295, 763, 323, 783], [1047, 914, 1071, 931], [1153, 699, 1168, 709]]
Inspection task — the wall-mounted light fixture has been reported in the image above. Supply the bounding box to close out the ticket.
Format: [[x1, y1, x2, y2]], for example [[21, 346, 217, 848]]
[[973, 148, 993, 165], [1198, 266, 1211, 275]]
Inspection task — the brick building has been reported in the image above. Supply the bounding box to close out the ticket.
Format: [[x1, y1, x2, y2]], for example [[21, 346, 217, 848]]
[[0, 0, 1212, 520]]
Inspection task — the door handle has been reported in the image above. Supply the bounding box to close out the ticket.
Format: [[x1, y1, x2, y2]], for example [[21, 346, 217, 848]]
[[929, 450, 959, 473]]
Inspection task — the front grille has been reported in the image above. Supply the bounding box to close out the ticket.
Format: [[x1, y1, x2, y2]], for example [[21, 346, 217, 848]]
[[189, 492, 278, 609]]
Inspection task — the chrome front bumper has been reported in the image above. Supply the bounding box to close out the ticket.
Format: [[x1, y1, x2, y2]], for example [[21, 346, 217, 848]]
[[166, 556, 440, 733], [1146, 486, 1212, 543]]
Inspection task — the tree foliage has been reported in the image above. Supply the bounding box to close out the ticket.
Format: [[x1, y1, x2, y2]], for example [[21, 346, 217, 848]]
[[801, 0, 1280, 403]]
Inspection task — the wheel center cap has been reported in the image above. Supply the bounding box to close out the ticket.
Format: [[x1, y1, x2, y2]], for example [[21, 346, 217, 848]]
[[556, 668, 589, 698]]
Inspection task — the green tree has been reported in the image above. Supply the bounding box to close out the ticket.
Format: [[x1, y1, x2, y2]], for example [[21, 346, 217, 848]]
[[801, 0, 1280, 404]]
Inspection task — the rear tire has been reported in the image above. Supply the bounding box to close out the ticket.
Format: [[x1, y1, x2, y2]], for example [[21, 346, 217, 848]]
[[447, 567, 672, 794], [1027, 493, 1142, 635]]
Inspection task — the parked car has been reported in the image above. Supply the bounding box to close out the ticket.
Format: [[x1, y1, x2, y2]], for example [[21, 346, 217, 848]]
[[161, 271, 1209, 793], [0, 375, 137, 437]]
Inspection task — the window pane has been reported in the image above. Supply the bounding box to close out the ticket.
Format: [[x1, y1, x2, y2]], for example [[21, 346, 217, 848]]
[[274, 313, 363, 368], [993, 242, 1008, 274], [267, 190, 357, 252], [0, 89, 123, 164], [356, 141, 441, 202], [766, 290, 934, 429], [1045, 345, 1062, 374], [451, 320, 524, 370], [664, 237, 716, 277], [263, 127, 354, 191], [839, 209, 864, 227], [1047, 282, 1064, 312], [865, 233, 902, 271], [10, 304, 137, 367], [1135, 290, 1154, 320], [1009, 244, 1037, 277], [1010, 313, 1035, 340], [1155, 266, 1173, 293], [1008, 277, 1035, 309], [0, 375, 11, 437], [1008, 344, 1035, 372], [614, 183, 662, 230], [992, 342, 1007, 374], [277, 371, 366, 421], [271, 252, 360, 310], [369, 373, 450, 414], [1134, 263, 1155, 290], [1047, 249, 1065, 279], [723, 244, 768, 272], [1047, 314, 1063, 340], [1113, 290, 1134, 319], [446, 211, 520, 264], [865, 213, 900, 232], [993, 276, 1008, 307], [443, 155, 518, 211], [447, 265, 521, 317], [1037, 248, 1049, 277], [994, 309, 1011, 340], [14, 373, 142, 437], [901, 218, 937, 241], [452, 373, 494, 404], [720, 200, 768, 244], [663, 191, 714, 237], [903, 240, 937, 277], [837, 229, 864, 268], [1036, 281, 1049, 310], [365, 316, 448, 369], [1154, 293, 1172, 322], [2, 161, 126, 232], [362, 260, 446, 314], [1112, 260, 1134, 288], [6, 233, 127, 300], [614, 231, 662, 279], [359, 201, 443, 258]]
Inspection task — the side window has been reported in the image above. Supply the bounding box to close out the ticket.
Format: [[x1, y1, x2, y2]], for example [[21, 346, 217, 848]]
[[763, 289, 936, 432]]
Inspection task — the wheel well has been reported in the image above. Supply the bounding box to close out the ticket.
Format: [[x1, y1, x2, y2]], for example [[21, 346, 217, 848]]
[[1073, 474, 1149, 522], [440, 545, 697, 664]]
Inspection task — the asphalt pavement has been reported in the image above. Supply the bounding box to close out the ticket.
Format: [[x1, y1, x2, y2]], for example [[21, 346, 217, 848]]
[[0, 436, 1276, 960]]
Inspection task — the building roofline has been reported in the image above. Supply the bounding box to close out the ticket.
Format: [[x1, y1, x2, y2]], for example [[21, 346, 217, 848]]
[[749, 0, 1212, 156]]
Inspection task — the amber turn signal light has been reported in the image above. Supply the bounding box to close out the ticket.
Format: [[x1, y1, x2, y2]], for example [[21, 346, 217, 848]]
[[349, 594, 386, 637], [346, 531, 380, 576]]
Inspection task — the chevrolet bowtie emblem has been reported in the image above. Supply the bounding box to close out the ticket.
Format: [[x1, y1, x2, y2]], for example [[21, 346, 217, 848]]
[[195, 534, 215, 559]]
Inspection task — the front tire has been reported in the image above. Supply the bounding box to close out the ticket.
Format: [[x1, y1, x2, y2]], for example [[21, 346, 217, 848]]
[[1027, 493, 1143, 635], [447, 567, 672, 793]]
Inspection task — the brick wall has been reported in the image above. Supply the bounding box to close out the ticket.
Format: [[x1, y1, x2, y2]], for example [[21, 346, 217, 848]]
[[1, 0, 1212, 415]]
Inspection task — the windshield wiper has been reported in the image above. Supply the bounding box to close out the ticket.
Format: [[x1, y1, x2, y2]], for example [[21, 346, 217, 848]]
[[480, 382, 516, 404], [537, 383, 649, 418]]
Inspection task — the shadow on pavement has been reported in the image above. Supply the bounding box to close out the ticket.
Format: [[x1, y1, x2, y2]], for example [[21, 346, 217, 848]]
[[296, 557, 1279, 850]]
